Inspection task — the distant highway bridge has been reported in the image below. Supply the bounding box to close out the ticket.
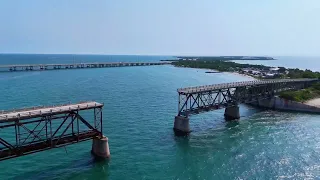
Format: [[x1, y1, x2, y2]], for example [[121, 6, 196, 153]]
[[174, 78, 319, 135], [0, 62, 171, 72]]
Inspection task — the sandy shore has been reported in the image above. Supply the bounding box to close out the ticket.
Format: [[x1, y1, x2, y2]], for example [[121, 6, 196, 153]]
[[174, 65, 257, 79], [229, 72, 256, 79], [305, 98, 320, 107]]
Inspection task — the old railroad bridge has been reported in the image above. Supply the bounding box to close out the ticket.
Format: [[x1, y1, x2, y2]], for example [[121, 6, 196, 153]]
[[0, 102, 109, 161], [0, 62, 170, 72], [174, 78, 319, 135], [0, 76, 318, 161]]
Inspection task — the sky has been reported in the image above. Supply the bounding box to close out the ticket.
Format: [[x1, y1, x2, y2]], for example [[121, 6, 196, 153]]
[[0, 0, 319, 56]]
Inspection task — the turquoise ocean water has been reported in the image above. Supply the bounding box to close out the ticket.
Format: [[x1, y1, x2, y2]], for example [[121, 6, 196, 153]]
[[1, 54, 320, 179]]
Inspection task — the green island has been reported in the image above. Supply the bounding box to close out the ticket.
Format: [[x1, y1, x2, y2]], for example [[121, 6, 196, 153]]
[[172, 59, 320, 102]]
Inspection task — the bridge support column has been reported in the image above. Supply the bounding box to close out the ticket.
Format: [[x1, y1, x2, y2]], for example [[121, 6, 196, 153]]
[[174, 116, 190, 136], [91, 136, 110, 159], [224, 106, 240, 121]]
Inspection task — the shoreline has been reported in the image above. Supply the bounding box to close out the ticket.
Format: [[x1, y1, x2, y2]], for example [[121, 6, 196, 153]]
[[173, 65, 256, 79], [305, 98, 320, 107], [229, 72, 257, 79]]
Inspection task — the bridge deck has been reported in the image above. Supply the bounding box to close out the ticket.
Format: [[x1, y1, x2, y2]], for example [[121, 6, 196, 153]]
[[0, 62, 171, 72], [0, 62, 170, 68], [178, 78, 318, 94], [0, 101, 103, 122]]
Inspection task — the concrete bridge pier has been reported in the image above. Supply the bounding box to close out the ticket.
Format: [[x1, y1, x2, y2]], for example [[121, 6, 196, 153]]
[[91, 136, 110, 159], [173, 116, 190, 136], [224, 106, 240, 121]]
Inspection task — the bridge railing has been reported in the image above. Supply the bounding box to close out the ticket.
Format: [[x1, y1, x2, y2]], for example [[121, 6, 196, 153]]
[[177, 78, 318, 94], [0, 101, 102, 115]]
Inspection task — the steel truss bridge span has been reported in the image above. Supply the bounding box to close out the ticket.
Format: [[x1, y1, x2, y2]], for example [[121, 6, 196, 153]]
[[177, 78, 318, 117], [0, 102, 104, 161]]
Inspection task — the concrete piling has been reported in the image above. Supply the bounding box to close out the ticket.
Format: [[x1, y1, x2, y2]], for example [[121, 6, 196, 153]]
[[173, 116, 190, 136], [224, 106, 240, 120], [91, 136, 110, 159]]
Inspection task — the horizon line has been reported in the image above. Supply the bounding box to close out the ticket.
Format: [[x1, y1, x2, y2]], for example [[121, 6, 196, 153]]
[[1, 53, 318, 58]]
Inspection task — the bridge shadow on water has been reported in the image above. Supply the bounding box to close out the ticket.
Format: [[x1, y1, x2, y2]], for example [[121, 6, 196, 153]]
[[172, 104, 266, 151], [185, 104, 263, 134], [9, 152, 110, 180]]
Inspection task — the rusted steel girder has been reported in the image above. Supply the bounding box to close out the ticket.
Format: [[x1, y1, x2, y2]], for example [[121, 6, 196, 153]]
[[0, 103, 103, 161], [177, 80, 316, 117]]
